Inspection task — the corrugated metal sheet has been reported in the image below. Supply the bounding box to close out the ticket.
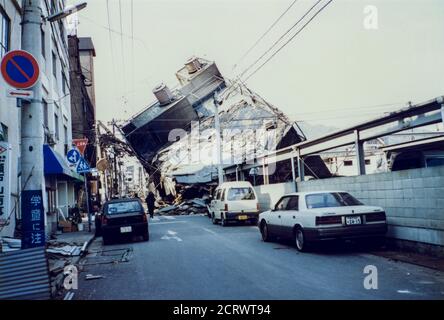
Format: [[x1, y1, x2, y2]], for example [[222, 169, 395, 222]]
[[0, 247, 51, 300]]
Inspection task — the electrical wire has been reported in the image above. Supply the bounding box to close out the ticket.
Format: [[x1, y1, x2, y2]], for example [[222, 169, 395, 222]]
[[105, 0, 118, 94], [238, 0, 323, 79], [118, 0, 127, 98], [243, 0, 334, 82], [131, 0, 135, 104], [232, 0, 299, 71]]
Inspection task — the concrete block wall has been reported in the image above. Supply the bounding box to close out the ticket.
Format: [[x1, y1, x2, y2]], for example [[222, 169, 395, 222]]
[[254, 182, 296, 212], [297, 166, 444, 248]]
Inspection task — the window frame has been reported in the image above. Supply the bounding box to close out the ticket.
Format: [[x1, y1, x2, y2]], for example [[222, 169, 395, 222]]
[[54, 113, 59, 140], [274, 196, 290, 211], [52, 51, 57, 77], [286, 195, 299, 211], [0, 6, 11, 58]]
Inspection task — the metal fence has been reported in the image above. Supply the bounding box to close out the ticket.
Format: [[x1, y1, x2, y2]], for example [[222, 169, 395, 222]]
[[0, 247, 51, 300]]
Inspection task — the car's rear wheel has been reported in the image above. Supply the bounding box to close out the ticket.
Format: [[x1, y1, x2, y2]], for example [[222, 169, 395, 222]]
[[260, 222, 271, 242], [294, 227, 309, 252]]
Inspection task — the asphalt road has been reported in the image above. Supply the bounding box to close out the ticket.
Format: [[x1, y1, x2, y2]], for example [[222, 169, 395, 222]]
[[75, 215, 444, 300]]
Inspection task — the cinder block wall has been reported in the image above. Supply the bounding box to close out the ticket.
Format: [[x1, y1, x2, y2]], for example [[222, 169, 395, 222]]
[[297, 166, 444, 248], [254, 182, 296, 212]]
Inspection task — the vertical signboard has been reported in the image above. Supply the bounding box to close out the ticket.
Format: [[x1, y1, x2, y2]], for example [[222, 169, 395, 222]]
[[21, 190, 45, 248], [0, 142, 11, 227]]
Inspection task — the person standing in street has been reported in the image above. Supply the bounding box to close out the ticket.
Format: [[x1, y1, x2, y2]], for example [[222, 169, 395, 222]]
[[145, 191, 156, 218]]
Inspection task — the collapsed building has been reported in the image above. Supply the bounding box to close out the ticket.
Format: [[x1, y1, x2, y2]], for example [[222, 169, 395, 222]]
[[121, 57, 331, 200]]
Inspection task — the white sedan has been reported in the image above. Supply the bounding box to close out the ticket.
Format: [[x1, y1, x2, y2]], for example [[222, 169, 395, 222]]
[[258, 191, 387, 252]]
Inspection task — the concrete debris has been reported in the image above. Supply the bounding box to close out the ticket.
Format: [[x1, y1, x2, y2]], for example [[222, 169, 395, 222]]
[[191, 199, 206, 208], [0, 237, 21, 252], [85, 274, 104, 280], [157, 198, 209, 216], [49, 259, 68, 276], [47, 245, 82, 256], [158, 205, 178, 214]]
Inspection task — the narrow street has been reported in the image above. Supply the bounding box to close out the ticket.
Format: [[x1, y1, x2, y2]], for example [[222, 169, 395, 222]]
[[75, 215, 444, 300]]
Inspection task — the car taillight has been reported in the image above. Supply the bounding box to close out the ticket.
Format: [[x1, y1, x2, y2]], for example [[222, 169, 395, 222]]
[[102, 216, 108, 225], [142, 213, 147, 222], [257, 203, 260, 211], [224, 204, 228, 212], [366, 212, 386, 222], [316, 215, 342, 225]]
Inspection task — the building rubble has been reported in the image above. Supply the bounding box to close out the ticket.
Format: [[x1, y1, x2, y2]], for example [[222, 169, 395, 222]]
[[120, 57, 330, 207]]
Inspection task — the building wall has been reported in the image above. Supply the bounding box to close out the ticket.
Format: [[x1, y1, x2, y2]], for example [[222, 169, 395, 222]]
[[68, 36, 96, 166], [0, 0, 22, 238], [41, 0, 72, 155], [254, 182, 296, 212], [297, 166, 444, 248], [40, 0, 76, 235], [323, 153, 386, 176], [79, 50, 95, 109]]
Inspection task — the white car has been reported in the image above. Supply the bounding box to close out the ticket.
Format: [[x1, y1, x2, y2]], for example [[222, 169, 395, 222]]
[[209, 181, 260, 226], [258, 191, 387, 251]]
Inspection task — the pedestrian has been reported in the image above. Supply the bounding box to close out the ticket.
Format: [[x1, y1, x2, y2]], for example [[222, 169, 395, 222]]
[[145, 191, 156, 218]]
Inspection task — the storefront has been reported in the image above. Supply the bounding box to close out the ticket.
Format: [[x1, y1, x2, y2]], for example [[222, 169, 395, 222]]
[[43, 145, 84, 235]]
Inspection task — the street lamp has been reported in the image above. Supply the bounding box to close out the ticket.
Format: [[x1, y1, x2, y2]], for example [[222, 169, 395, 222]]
[[46, 2, 87, 23]]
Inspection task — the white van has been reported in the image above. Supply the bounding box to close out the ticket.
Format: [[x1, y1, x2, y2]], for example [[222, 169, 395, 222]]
[[209, 181, 260, 226]]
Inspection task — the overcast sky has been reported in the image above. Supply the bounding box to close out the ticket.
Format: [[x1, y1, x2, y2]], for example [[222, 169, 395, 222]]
[[74, 0, 444, 129]]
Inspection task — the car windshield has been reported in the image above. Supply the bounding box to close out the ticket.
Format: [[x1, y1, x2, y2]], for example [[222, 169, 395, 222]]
[[227, 187, 256, 201], [106, 200, 142, 215], [305, 192, 363, 209]]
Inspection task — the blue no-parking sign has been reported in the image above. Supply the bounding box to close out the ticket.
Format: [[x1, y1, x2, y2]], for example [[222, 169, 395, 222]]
[[1, 50, 40, 89]]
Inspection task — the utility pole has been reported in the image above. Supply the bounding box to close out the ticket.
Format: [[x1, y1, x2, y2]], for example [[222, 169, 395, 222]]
[[84, 173, 91, 231], [21, 1, 45, 248], [112, 119, 118, 196], [213, 96, 224, 185]]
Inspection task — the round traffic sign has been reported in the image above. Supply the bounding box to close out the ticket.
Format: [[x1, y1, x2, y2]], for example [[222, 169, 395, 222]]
[[1, 50, 40, 89], [67, 148, 81, 164]]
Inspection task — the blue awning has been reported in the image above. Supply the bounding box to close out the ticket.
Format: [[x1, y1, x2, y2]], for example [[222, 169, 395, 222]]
[[43, 145, 84, 182]]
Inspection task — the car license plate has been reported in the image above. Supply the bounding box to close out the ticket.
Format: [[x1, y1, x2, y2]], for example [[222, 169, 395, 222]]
[[238, 215, 248, 220], [120, 226, 132, 233], [345, 216, 362, 226]]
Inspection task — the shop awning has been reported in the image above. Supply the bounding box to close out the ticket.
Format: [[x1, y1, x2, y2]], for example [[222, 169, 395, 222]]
[[43, 145, 84, 182]]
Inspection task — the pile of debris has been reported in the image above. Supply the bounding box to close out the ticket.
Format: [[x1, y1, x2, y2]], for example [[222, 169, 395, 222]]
[[46, 239, 88, 297], [156, 197, 209, 216], [0, 237, 22, 252]]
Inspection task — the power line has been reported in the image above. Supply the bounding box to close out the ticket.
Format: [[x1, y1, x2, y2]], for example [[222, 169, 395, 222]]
[[105, 0, 118, 92], [78, 14, 150, 52], [131, 0, 135, 102], [239, 0, 323, 79], [118, 0, 127, 97], [243, 0, 334, 82], [232, 0, 299, 72]]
